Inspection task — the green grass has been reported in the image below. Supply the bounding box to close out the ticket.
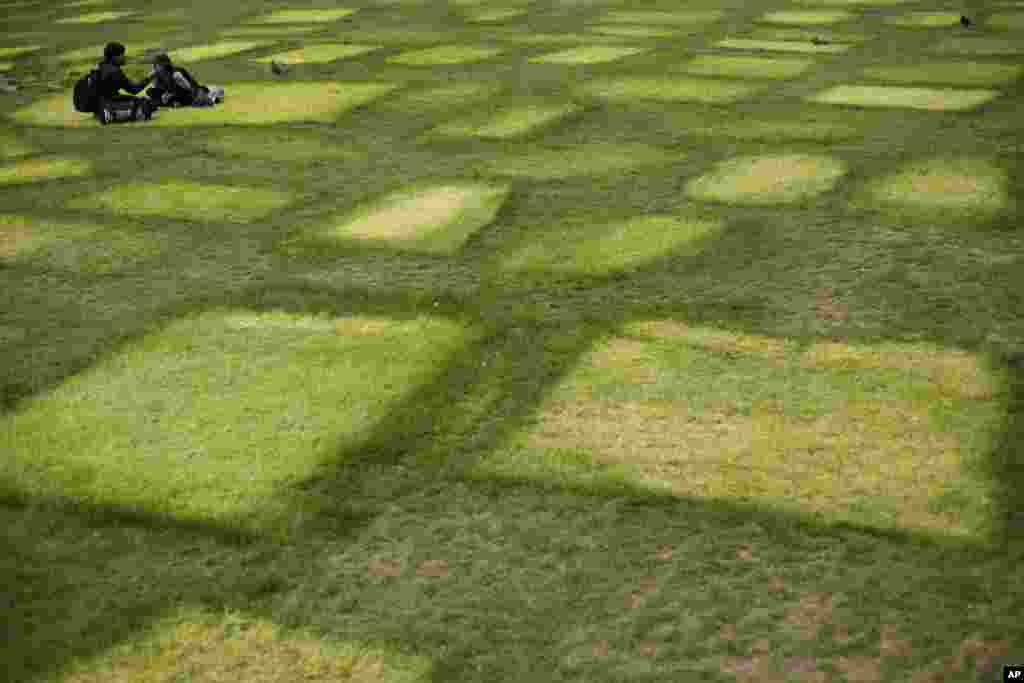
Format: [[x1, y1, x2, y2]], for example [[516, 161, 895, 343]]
[[2, 0, 1024, 681]]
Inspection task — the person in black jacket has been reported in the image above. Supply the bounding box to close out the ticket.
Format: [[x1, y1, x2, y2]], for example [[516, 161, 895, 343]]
[[147, 54, 221, 108], [95, 42, 157, 123]]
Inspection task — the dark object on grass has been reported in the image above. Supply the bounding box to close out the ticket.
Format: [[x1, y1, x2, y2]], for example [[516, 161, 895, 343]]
[[1004, 350, 1024, 366], [960, 15, 971, 27], [811, 36, 830, 45], [270, 60, 289, 76]]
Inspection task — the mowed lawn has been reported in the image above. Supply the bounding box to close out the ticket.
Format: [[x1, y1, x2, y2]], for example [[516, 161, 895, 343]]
[[2, 0, 1024, 681]]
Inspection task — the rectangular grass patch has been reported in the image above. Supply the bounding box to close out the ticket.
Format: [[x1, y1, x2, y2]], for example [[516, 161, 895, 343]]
[[682, 55, 815, 79], [68, 181, 294, 223], [578, 76, 760, 103], [246, 8, 358, 24], [432, 103, 580, 138], [55, 10, 133, 23], [808, 84, 1000, 111], [169, 42, 267, 63], [717, 38, 851, 53], [0, 311, 474, 538], [386, 45, 503, 65], [472, 323, 1006, 540], [252, 44, 383, 64], [600, 10, 724, 24], [528, 46, 648, 65]]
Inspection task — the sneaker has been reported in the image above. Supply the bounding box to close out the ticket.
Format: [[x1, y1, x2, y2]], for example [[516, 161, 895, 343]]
[[100, 107, 112, 125]]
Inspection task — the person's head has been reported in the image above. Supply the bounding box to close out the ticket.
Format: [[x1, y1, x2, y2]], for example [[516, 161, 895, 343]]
[[152, 53, 172, 75], [103, 42, 126, 66]]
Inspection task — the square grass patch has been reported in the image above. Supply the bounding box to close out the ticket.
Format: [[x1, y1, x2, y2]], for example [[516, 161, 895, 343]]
[[431, 102, 580, 138], [0, 156, 92, 184], [308, 182, 509, 255], [600, 10, 724, 24], [578, 76, 760, 103], [61, 609, 433, 683], [500, 213, 723, 275], [884, 12, 963, 27], [55, 10, 133, 23], [480, 143, 678, 179], [685, 154, 846, 205], [488, 323, 1005, 540], [528, 46, 648, 65], [988, 12, 1024, 29], [682, 55, 814, 80], [246, 8, 358, 24], [0, 311, 473, 538], [585, 24, 679, 38], [862, 61, 1023, 86], [759, 10, 853, 24], [10, 81, 401, 127], [930, 37, 1024, 55], [386, 45, 504, 65], [0, 213, 178, 273], [68, 180, 294, 224], [0, 45, 41, 59], [808, 84, 1000, 111], [690, 117, 860, 142], [857, 157, 1010, 217], [717, 38, 851, 53], [169, 42, 267, 63], [252, 44, 383, 64]]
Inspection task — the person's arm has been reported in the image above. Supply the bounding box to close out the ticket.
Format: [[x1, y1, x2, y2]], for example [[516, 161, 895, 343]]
[[114, 67, 153, 95]]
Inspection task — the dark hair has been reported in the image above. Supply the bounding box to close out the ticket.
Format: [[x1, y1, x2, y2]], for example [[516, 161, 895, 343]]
[[103, 42, 126, 60], [152, 53, 172, 67]]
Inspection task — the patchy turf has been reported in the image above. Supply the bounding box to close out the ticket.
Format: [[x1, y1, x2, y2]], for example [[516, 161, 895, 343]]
[[3, 0, 1024, 682]]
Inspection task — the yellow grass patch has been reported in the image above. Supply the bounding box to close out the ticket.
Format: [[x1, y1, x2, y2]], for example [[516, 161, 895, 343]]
[[326, 182, 509, 254], [808, 84, 999, 110], [760, 10, 853, 24], [499, 214, 723, 275], [682, 55, 814, 79], [386, 45, 503, 65], [0, 62, 12, 71], [528, 45, 648, 64], [685, 154, 846, 205], [55, 10, 133, 23], [481, 143, 676, 178], [0, 45, 41, 59], [247, 8, 358, 24], [988, 12, 1024, 29], [930, 37, 1024, 55], [11, 81, 401, 127], [863, 157, 1009, 218], [862, 61, 1023, 86], [68, 181, 294, 224], [624, 320, 794, 359], [61, 615, 421, 682], [0, 157, 92, 185], [601, 10, 724, 24], [885, 12, 964, 27], [253, 43, 382, 64], [501, 322, 1005, 538], [578, 76, 759, 103], [717, 38, 851, 53], [586, 24, 679, 38], [432, 103, 580, 138], [169, 41, 266, 62], [0, 214, 34, 258]]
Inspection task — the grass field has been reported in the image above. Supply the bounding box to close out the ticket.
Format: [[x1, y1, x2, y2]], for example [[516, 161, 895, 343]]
[[2, 0, 1024, 681]]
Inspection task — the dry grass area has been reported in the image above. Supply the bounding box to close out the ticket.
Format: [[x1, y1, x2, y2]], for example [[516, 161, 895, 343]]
[[62, 619, 392, 683], [339, 185, 494, 241], [866, 158, 1009, 214], [684, 154, 846, 205], [0, 214, 35, 258]]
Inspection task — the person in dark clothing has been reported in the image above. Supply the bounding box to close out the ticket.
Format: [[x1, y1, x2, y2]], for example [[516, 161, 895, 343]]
[[94, 42, 157, 124], [146, 53, 223, 108]]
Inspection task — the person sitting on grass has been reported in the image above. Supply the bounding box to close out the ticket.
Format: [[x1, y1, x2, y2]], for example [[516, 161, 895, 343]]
[[94, 42, 157, 124], [147, 53, 223, 108]]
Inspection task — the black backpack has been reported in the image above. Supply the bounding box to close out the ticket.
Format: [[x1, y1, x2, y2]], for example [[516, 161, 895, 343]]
[[72, 69, 100, 113]]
